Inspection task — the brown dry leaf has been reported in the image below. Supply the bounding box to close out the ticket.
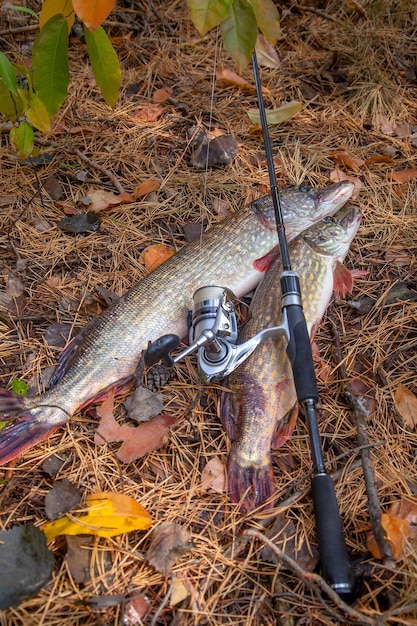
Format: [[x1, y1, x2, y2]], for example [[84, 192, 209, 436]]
[[384, 250, 411, 267], [94, 388, 177, 462], [393, 384, 417, 429], [6, 271, 24, 298], [365, 155, 395, 166], [212, 197, 231, 217], [133, 104, 165, 122], [200, 456, 226, 494], [389, 169, 417, 183], [350, 377, 376, 417], [134, 179, 161, 199], [141, 243, 175, 272], [216, 67, 255, 92], [124, 594, 149, 622], [153, 87, 173, 103], [345, 0, 367, 18], [329, 167, 362, 199], [367, 512, 409, 559], [81, 188, 134, 211], [123, 386, 163, 423], [374, 114, 396, 135], [255, 34, 280, 69], [146, 521, 191, 575], [393, 120, 411, 137], [332, 149, 365, 173]]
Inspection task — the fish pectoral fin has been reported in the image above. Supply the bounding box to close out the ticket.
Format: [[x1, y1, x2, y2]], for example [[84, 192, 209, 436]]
[[271, 403, 299, 449], [333, 260, 354, 298], [48, 323, 92, 387], [219, 389, 239, 440], [253, 244, 280, 273]]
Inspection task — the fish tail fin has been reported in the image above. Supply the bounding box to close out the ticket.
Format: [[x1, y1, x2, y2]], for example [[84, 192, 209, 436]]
[[0, 390, 59, 464], [227, 449, 275, 513]]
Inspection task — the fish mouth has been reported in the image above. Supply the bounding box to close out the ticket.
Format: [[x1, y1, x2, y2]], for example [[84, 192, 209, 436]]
[[316, 181, 355, 218], [340, 207, 362, 229]]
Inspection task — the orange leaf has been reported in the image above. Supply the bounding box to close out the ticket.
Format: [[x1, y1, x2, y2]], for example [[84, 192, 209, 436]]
[[116, 414, 177, 463], [394, 384, 417, 429], [332, 149, 365, 173], [142, 243, 175, 272], [81, 189, 134, 212], [389, 169, 417, 183], [345, 0, 368, 18], [216, 67, 255, 93], [153, 87, 173, 103], [367, 513, 409, 560], [133, 104, 165, 123], [365, 155, 395, 166], [72, 0, 116, 30], [134, 179, 161, 199]]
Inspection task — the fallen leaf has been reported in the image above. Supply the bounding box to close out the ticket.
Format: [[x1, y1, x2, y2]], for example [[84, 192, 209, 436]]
[[188, 126, 239, 168], [216, 67, 255, 92], [345, 0, 367, 18], [42, 453, 70, 477], [332, 149, 365, 173], [329, 167, 362, 199], [247, 101, 302, 125], [141, 243, 175, 271], [393, 120, 411, 137], [42, 175, 63, 200], [124, 594, 150, 622], [394, 384, 417, 429], [170, 578, 190, 607], [200, 456, 226, 494], [262, 514, 319, 571], [389, 169, 417, 183], [65, 535, 93, 585], [146, 522, 191, 575], [384, 250, 412, 267], [41, 492, 153, 542], [58, 211, 102, 234], [123, 386, 164, 423], [153, 87, 173, 103], [44, 479, 82, 520], [255, 34, 280, 69], [94, 388, 176, 462], [212, 197, 231, 216], [365, 154, 395, 166], [134, 179, 160, 199], [350, 377, 375, 417], [80, 188, 134, 211], [44, 323, 72, 348], [374, 114, 395, 135], [367, 512, 409, 559], [182, 221, 204, 242], [6, 271, 24, 298], [0, 525, 54, 610], [133, 104, 165, 122]]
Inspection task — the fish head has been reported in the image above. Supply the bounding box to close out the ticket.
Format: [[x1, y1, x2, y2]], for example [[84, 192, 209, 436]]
[[252, 181, 355, 237], [302, 206, 361, 261]]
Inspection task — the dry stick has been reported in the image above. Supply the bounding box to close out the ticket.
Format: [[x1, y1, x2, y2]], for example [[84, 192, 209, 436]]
[[242, 529, 378, 626], [34, 137, 126, 194], [329, 318, 395, 566], [294, 4, 345, 26]]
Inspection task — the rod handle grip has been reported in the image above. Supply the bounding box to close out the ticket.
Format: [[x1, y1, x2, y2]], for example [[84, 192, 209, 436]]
[[285, 304, 319, 403], [311, 473, 355, 600]]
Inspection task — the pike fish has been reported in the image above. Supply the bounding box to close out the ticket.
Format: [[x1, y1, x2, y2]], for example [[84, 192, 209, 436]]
[[220, 205, 361, 512], [0, 182, 354, 465]]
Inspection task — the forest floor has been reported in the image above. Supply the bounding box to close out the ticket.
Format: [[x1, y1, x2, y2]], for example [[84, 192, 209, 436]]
[[1, 0, 417, 624]]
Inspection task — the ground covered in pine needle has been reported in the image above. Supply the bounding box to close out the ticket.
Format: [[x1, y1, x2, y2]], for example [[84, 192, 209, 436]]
[[1, 1, 417, 624]]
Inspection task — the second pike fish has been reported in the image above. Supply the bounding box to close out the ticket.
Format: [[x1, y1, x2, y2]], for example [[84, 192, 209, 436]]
[[220, 205, 361, 513], [0, 182, 353, 465]]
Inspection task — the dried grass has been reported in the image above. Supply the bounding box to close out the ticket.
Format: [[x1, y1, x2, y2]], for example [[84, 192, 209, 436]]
[[1, 0, 417, 624]]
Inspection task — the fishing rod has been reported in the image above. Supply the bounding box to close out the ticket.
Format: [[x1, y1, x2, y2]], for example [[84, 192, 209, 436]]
[[144, 52, 354, 601], [251, 51, 354, 599]]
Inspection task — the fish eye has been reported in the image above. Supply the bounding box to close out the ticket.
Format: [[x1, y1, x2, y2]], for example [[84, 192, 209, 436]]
[[298, 184, 310, 192], [323, 216, 334, 223]]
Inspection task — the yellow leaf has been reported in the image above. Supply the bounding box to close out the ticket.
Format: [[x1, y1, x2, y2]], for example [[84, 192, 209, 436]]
[[247, 101, 302, 125], [72, 0, 116, 30], [40, 0, 75, 30], [170, 578, 190, 607], [42, 492, 153, 541], [394, 384, 417, 429], [367, 512, 409, 560]]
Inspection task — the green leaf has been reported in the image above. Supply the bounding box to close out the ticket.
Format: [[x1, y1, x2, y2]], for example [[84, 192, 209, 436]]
[[84, 26, 121, 108], [11, 379, 29, 396], [8, 5, 39, 19], [0, 52, 18, 95], [24, 92, 51, 133], [0, 79, 23, 120], [247, 0, 280, 45], [33, 14, 69, 116], [187, 0, 232, 36], [247, 100, 303, 125], [220, 0, 258, 72], [10, 121, 34, 159]]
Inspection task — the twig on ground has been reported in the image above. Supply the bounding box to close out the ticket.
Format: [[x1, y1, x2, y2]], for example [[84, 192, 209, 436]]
[[293, 4, 345, 25], [150, 574, 176, 626], [242, 529, 378, 626], [34, 137, 126, 194], [329, 317, 395, 567]]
